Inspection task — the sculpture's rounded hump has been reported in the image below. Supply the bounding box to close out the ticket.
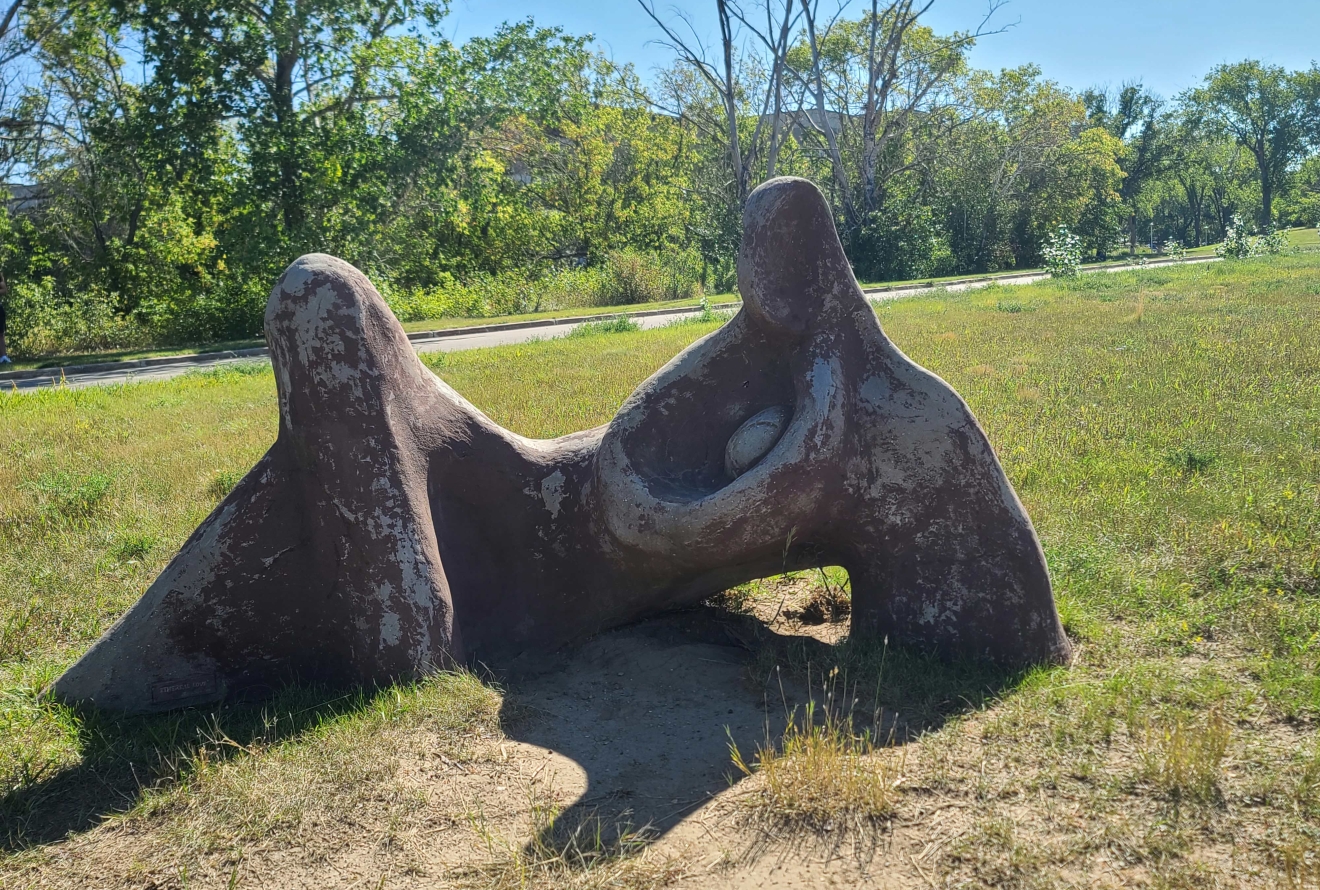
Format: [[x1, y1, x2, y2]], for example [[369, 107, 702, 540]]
[[266, 253, 373, 321], [737, 177, 855, 335], [263, 253, 399, 429]]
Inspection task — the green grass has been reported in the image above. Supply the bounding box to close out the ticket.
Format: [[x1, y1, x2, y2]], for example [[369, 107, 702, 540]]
[[1290, 224, 1320, 250], [4, 253, 1320, 884], [398, 293, 726, 332]]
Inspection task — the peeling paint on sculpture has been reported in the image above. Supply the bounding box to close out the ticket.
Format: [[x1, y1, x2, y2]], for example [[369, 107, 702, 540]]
[[50, 177, 1071, 714]]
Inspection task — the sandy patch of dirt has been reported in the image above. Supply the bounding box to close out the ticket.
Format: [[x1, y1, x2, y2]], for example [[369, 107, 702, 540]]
[[5, 602, 1310, 889]]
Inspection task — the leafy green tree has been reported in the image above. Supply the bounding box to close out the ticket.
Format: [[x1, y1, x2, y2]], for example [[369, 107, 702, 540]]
[[933, 66, 1122, 271], [1187, 60, 1320, 228], [1282, 154, 1320, 227], [120, 0, 449, 256], [1083, 83, 1169, 254]]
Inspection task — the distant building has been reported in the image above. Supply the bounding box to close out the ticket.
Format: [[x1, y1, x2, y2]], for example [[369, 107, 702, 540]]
[[3, 182, 46, 214]]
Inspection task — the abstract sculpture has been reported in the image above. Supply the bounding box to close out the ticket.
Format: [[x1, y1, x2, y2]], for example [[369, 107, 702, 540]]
[[52, 177, 1070, 714]]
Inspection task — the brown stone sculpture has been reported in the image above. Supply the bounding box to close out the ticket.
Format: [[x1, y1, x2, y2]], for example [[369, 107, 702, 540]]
[[51, 177, 1071, 714]]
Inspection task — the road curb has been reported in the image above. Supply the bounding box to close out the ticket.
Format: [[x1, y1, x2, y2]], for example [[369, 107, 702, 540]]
[[0, 302, 743, 384], [859, 254, 1213, 295]]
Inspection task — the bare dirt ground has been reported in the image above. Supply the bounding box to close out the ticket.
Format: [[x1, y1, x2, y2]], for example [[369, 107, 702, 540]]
[[6, 581, 1312, 889]]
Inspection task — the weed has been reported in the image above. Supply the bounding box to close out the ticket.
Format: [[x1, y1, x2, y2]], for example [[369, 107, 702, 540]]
[[791, 568, 851, 625], [206, 469, 245, 500], [21, 471, 113, 519], [665, 295, 733, 327], [1294, 741, 1320, 812], [731, 669, 902, 831], [1163, 448, 1215, 476], [566, 316, 641, 338], [1277, 834, 1320, 888], [1135, 708, 1232, 802], [108, 532, 157, 562]]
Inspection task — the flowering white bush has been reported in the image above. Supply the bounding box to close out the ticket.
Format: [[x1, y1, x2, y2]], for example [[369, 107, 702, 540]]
[[1216, 214, 1290, 259], [1042, 226, 1082, 278], [1255, 226, 1289, 256], [1161, 238, 1186, 260], [1217, 214, 1255, 259]]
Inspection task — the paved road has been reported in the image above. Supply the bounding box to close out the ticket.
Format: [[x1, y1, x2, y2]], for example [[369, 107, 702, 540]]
[[2, 308, 721, 391], [3, 255, 1216, 392]]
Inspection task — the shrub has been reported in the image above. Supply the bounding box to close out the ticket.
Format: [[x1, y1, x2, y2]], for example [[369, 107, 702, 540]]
[[1216, 214, 1290, 260], [597, 248, 702, 306], [1217, 214, 1255, 259], [137, 275, 268, 345], [850, 202, 955, 283], [6, 249, 702, 355], [1161, 238, 1186, 259], [1042, 226, 1082, 278], [6, 279, 151, 356], [1256, 226, 1290, 256], [380, 251, 701, 322], [7, 272, 267, 357]]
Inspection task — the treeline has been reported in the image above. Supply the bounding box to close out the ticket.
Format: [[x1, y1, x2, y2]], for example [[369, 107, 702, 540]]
[[0, 0, 1317, 355]]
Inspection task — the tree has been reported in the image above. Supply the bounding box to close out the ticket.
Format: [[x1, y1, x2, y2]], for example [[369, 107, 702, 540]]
[[1187, 60, 1320, 228], [786, 1, 1000, 239], [1157, 109, 1250, 247], [120, 0, 449, 251], [639, 0, 800, 210], [933, 66, 1122, 271], [1083, 83, 1168, 254]]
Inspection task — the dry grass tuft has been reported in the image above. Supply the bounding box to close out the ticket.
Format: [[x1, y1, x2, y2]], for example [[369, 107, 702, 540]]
[[731, 674, 902, 832], [1277, 835, 1320, 889], [1136, 707, 1232, 802]]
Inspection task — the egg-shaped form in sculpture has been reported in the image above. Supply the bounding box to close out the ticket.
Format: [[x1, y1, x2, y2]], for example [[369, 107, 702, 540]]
[[725, 406, 792, 479]]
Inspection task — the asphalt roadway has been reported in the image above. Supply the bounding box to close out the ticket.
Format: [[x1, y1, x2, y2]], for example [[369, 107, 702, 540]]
[[1, 256, 1216, 392]]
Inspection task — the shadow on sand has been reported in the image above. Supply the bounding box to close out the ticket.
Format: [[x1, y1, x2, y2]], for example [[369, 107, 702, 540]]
[[495, 604, 1029, 861], [0, 604, 1028, 861]]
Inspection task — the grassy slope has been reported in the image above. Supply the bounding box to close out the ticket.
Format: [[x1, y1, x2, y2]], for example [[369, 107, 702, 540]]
[[3, 257, 1320, 884]]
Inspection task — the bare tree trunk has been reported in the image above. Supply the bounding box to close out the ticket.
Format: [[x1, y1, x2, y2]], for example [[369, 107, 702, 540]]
[[715, 0, 745, 204], [1260, 166, 1272, 229], [640, 0, 799, 214], [767, 64, 782, 178], [799, 0, 855, 228]]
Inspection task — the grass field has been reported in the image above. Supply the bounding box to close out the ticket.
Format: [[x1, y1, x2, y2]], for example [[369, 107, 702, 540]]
[[2, 254, 1320, 886]]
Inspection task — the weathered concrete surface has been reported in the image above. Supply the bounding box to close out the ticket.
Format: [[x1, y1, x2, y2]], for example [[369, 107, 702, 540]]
[[51, 177, 1070, 713]]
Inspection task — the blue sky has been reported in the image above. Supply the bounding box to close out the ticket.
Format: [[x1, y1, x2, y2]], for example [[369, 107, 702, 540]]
[[447, 0, 1320, 100]]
